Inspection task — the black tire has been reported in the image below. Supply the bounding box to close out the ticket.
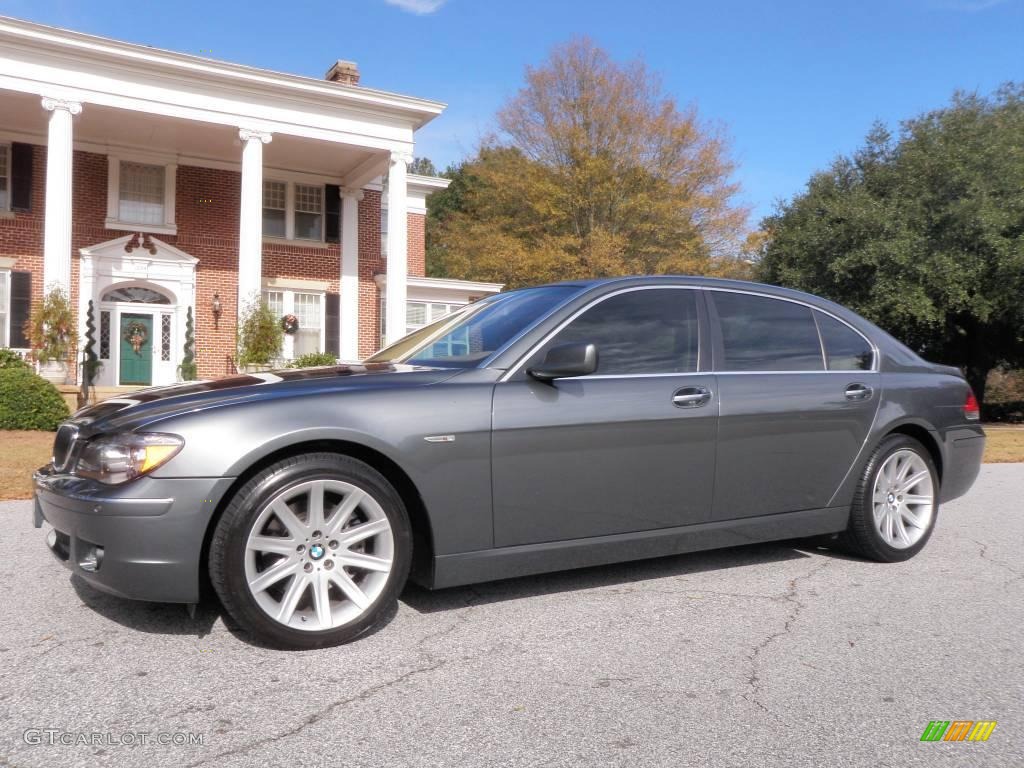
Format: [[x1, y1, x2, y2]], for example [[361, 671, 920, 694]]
[[209, 452, 412, 650], [839, 434, 939, 562]]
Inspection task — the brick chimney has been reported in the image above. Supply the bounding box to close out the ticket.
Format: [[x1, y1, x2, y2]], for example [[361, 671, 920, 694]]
[[325, 60, 360, 86]]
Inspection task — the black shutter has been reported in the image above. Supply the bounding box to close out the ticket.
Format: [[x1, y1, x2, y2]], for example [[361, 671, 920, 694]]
[[10, 143, 34, 212], [324, 292, 340, 358], [325, 184, 341, 243], [9, 271, 32, 348]]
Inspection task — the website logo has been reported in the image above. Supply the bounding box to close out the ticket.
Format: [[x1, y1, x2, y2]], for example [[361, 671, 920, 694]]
[[920, 721, 997, 742]]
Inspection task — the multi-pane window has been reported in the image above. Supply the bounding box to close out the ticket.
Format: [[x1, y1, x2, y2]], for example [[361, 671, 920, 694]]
[[294, 184, 323, 241], [0, 145, 9, 212], [118, 162, 166, 225], [0, 270, 9, 347], [293, 293, 322, 356], [262, 289, 322, 359], [382, 299, 465, 346], [262, 181, 287, 238], [160, 314, 172, 362], [99, 311, 111, 360]]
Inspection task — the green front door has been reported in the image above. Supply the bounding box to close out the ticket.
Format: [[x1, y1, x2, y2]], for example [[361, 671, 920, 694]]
[[119, 313, 153, 385]]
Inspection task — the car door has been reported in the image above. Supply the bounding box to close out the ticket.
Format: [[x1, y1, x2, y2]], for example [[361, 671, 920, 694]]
[[491, 287, 718, 547], [707, 289, 880, 519]]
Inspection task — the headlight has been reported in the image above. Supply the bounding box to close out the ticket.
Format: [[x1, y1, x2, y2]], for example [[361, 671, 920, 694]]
[[74, 432, 184, 485]]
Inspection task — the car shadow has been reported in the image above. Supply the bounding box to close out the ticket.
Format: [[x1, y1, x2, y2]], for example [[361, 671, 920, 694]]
[[69, 540, 857, 646], [400, 539, 855, 614]]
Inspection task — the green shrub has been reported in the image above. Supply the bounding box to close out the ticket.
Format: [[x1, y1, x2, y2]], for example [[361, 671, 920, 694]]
[[288, 352, 338, 368], [237, 299, 283, 368], [0, 348, 30, 370], [983, 401, 1024, 424], [0, 366, 70, 430]]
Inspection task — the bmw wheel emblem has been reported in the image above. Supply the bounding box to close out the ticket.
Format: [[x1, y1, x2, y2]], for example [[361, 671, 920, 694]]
[[309, 544, 325, 560]]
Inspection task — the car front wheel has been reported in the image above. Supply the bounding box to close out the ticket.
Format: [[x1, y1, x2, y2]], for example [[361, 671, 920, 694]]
[[841, 434, 939, 562], [209, 452, 411, 649]]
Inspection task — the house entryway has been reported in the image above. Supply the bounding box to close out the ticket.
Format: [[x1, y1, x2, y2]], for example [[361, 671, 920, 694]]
[[78, 234, 197, 388]]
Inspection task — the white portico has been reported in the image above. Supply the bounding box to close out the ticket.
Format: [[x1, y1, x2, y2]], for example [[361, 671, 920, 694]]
[[0, 15, 453, 384]]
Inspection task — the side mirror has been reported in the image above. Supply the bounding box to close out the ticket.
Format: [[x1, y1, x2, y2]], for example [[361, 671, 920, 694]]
[[527, 342, 598, 382]]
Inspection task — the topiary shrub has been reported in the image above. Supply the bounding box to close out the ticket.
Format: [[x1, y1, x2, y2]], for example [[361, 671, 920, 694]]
[[287, 352, 338, 368], [0, 366, 70, 430]]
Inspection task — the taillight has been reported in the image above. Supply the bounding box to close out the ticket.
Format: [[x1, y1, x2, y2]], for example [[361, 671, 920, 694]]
[[963, 389, 980, 421]]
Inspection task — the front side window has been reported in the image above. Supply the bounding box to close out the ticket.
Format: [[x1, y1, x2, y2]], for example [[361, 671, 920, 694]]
[[294, 184, 323, 241], [263, 180, 286, 238], [543, 289, 700, 375], [713, 291, 824, 372], [0, 145, 9, 211], [816, 311, 873, 370], [369, 286, 579, 368], [119, 162, 165, 225]]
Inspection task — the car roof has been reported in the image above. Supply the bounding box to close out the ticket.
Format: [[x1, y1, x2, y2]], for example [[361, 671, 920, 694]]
[[548, 275, 831, 305]]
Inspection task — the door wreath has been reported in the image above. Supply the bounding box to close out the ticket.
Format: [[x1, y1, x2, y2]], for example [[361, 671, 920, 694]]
[[281, 314, 299, 335], [123, 320, 149, 355]]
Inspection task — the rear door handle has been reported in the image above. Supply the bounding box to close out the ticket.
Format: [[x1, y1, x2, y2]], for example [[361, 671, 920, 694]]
[[672, 386, 712, 408], [845, 383, 873, 401]]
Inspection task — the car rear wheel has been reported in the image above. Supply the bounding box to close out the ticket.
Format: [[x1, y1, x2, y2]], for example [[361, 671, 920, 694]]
[[840, 434, 939, 562], [209, 452, 411, 649]]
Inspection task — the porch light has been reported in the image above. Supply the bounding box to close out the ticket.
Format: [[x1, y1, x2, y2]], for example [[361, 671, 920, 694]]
[[211, 293, 223, 328]]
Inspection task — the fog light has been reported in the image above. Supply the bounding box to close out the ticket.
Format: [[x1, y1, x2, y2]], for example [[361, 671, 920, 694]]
[[78, 544, 104, 572]]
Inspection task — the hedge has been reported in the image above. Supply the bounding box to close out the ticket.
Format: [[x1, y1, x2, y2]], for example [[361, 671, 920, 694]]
[[982, 401, 1024, 424], [0, 366, 70, 431]]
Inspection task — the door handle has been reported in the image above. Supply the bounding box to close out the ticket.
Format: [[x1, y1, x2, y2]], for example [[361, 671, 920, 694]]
[[672, 386, 712, 408], [845, 383, 873, 401]]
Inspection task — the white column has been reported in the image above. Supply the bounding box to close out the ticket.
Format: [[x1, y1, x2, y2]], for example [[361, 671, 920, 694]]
[[384, 151, 411, 345], [237, 128, 272, 313], [339, 187, 362, 360], [41, 97, 82, 292]]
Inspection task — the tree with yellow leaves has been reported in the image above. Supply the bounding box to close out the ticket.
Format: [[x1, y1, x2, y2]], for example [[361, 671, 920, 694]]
[[428, 39, 750, 288]]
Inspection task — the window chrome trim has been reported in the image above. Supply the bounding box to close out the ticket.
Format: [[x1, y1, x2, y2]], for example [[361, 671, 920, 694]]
[[498, 285, 703, 382], [498, 284, 880, 382], [706, 287, 879, 374]]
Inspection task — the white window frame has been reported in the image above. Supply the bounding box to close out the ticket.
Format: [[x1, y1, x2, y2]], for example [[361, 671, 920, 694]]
[[380, 297, 465, 346], [0, 268, 10, 347], [262, 286, 326, 359], [262, 179, 327, 245], [0, 143, 10, 213], [105, 154, 177, 235]]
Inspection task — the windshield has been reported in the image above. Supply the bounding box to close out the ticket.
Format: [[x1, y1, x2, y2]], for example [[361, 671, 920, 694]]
[[367, 285, 581, 368]]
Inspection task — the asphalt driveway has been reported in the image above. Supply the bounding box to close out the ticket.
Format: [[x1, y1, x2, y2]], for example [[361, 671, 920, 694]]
[[1, 464, 1021, 768]]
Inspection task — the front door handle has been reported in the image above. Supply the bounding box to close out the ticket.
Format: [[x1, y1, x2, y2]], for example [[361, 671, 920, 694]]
[[672, 386, 712, 408], [845, 383, 873, 401]]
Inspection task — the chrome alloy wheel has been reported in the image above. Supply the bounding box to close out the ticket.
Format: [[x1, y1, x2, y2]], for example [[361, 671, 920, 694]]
[[871, 449, 935, 550], [244, 479, 394, 631]]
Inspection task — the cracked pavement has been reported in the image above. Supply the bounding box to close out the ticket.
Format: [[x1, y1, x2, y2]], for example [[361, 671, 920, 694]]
[[1, 464, 1021, 767]]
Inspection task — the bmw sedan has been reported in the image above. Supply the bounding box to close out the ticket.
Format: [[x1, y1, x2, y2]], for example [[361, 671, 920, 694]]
[[34, 277, 985, 649]]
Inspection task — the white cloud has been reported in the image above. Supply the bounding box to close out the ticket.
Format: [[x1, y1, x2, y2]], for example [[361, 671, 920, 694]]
[[384, 0, 447, 14]]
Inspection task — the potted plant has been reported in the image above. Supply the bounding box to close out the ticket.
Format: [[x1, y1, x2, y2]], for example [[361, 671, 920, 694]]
[[237, 297, 283, 372], [28, 285, 74, 385]]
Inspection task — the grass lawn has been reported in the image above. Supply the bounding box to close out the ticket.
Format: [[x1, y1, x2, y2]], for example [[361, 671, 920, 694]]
[[1, 426, 1022, 501]]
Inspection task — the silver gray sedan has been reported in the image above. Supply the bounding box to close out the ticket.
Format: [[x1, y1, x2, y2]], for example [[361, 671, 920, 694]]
[[34, 277, 985, 649]]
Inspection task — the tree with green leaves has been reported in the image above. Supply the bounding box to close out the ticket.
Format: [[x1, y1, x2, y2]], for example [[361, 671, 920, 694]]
[[756, 84, 1024, 405], [427, 39, 750, 288], [408, 157, 439, 176]]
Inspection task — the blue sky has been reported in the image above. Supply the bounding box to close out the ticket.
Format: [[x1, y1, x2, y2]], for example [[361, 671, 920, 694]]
[[2, 0, 1021, 226]]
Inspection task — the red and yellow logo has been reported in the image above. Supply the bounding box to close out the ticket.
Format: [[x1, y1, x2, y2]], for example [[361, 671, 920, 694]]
[[920, 721, 997, 742]]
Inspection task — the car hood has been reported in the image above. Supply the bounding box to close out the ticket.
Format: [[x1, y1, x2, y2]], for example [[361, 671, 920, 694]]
[[70, 363, 458, 436]]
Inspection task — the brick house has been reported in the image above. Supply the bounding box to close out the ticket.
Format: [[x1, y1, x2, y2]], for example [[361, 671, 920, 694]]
[[0, 16, 501, 389]]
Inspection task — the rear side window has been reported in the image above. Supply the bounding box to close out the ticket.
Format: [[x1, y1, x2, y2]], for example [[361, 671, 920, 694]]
[[815, 311, 873, 370], [712, 291, 824, 371], [547, 288, 699, 375]]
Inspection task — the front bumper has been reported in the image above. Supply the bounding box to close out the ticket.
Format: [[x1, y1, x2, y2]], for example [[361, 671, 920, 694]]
[[34, 466, 235, 603]]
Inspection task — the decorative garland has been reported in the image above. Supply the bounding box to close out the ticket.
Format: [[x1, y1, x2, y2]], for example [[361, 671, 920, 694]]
[[123, 320, 149, 355], [281, 314, 299, 335]]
